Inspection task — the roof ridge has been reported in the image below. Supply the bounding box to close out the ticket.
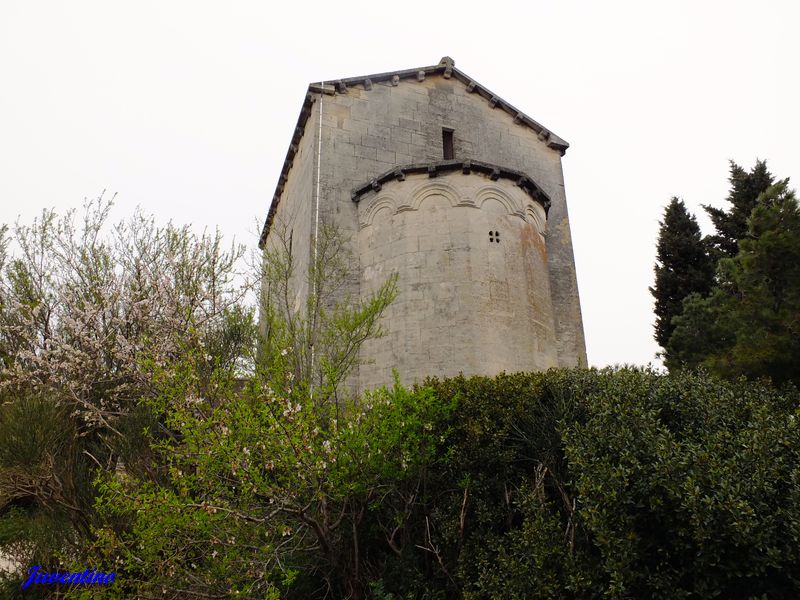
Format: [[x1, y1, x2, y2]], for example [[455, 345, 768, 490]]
[[323, 56, 568, 152]]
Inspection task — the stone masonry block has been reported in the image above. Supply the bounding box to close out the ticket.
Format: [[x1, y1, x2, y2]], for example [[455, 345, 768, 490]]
[[354, 145, 377, 160], [377, 149, 396, 164]]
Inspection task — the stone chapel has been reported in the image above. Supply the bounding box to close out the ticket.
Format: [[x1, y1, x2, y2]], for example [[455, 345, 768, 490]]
[[259, 57, 586, 393]]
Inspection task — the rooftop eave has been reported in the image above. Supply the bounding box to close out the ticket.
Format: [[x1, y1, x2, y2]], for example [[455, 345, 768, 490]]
[[259, 91, 316, 248]]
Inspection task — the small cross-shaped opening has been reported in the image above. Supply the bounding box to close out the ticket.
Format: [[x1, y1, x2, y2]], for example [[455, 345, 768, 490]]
[[489, 230, 500, 243]]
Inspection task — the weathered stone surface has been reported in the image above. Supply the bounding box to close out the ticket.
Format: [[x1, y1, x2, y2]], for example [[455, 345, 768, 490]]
[[260, 59, 587, 394], [356, 171, 556, 390]]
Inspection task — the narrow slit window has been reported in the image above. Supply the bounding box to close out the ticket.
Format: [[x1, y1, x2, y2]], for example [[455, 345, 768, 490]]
[[442, 128, 454, 160]]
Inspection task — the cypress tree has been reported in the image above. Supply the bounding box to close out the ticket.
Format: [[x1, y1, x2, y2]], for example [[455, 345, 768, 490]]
[[704, 160, 775, 258], [650, 198, 714, 351], [668, 182, 800, 384]]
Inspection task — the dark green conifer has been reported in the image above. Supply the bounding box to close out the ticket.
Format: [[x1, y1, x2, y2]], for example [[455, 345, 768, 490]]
[[669, 182, 800, 383], [704, 160, 775, 258], [650, 197, 714, 351]]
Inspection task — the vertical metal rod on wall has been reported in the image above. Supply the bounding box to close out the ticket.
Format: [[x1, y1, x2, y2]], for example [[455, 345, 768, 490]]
[[311, 82, 324, 398]]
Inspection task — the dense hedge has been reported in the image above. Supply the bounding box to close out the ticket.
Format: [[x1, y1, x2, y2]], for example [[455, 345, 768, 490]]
[[22, 368, 798, 599], [375, 368, 800, 599]]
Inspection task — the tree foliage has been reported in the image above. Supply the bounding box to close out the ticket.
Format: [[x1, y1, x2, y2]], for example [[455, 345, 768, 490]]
[[704, 159, 777, 259], [0, 198, 399, 597], [0, 197, 250, 591], [654, 160, 800, 383], [4, 190, 800, 598], [87, 365, 451, 599], [259, 217, 398, 412], [650, 198, 714, 351], [668, 182, 800, 383], [78, 368, 800, 599]]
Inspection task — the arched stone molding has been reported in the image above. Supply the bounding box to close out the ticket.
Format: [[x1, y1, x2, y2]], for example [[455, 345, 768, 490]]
[[408, 180, 467, 212], [357, 171, 549, 231], [474, 184, 526, 221], [526, 203, 547, 236], [359, 195, 396, 229]]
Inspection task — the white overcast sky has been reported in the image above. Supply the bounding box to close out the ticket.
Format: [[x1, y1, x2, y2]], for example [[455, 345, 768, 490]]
[[1, 1, 797, 368]]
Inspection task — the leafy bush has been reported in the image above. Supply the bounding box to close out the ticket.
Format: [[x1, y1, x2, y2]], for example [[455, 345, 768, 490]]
[[80, 368, 800, 599]]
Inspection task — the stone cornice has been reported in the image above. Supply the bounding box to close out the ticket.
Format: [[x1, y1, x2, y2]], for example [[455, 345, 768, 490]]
[[350, 160, 552, 214]]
